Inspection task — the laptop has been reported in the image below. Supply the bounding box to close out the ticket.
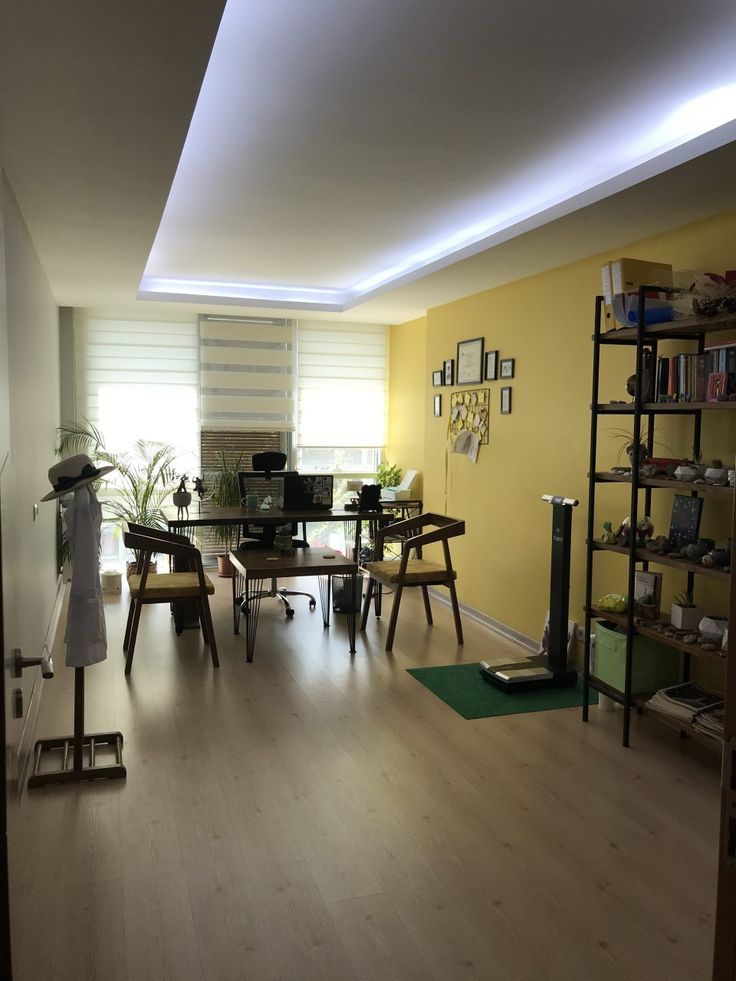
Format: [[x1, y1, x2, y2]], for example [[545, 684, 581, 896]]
[[283, 474, 334, 511]]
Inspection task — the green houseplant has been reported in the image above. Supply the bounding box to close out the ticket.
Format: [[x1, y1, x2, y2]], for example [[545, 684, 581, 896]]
[[56, 419, 179, 571], [376, 461, 402, 489], [206, 448, 245, 576]]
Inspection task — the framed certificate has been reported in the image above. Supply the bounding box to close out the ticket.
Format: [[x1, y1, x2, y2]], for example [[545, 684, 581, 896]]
[[456, 337, 484, 385]]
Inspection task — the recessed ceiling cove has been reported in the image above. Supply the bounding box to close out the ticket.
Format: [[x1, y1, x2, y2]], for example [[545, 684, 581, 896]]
[[140, 0, 736, 311]]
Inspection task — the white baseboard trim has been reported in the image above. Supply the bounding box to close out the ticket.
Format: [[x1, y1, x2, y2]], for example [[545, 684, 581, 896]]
[[428, 587, 538, 654]]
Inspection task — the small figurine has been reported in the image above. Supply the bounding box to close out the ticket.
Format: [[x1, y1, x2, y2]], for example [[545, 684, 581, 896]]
[[601, 521, 617, 545], [192, 476, 207, 513], [614, 516, 631, 547], [636, 515, 654, 543], [172, 474, 192, 520]]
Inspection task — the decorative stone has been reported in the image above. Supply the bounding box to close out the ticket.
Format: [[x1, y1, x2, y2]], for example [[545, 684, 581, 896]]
[[682, 634, 699, 645]]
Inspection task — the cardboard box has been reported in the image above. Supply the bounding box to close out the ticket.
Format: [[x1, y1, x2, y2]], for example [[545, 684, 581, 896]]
[[594, 621, 680, 694]]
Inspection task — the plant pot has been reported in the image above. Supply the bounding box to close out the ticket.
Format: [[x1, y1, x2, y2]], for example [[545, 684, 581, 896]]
[[127, 559, 157, 578], [217, 554, 234, 578], [173, 491, 192, 507], [670, 603, 703, 631]]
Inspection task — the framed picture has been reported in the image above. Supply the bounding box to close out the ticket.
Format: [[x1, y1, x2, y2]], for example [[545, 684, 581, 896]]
[[485, 349, 499, 381], [443, 358, 455, 386], [433, 394, 442, 417], [500, 357, 515, 379], [456, 337, 485, 385], [500, 386, 512, 415], [432, 369, 443, 387], [668, 494, 703, 550]]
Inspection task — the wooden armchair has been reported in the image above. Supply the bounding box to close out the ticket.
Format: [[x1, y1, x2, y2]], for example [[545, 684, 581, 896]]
[[123, 525, 219, 675], [360, 513, 465, 651]]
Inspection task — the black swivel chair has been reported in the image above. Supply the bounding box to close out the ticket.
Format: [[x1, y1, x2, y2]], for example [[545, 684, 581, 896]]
[[236, 451, 316, 618]]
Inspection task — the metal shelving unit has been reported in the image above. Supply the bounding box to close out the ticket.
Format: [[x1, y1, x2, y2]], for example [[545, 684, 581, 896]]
[[582, 288, 735, 746]]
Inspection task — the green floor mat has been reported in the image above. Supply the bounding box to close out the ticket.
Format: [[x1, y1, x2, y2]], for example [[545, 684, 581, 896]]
[[407, 662, 597, 720]]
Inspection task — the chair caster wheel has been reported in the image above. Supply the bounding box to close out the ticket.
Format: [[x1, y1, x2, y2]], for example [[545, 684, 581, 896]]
[[309, 600, 316, 609], [286, 609, 295, 619]]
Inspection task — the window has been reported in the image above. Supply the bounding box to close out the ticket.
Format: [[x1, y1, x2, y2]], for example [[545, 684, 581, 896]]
[[74, 313, 200, 473], [296, 320, 388, 480]]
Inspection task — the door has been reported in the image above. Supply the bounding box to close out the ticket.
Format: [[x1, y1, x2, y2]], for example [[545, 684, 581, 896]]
[[0, 196, 12, 977]]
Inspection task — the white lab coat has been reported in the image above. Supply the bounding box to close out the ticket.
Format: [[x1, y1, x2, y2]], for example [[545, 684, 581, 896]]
[[64, 484, 107, 667]]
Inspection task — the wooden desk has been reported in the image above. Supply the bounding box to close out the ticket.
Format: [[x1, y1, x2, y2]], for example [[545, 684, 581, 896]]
[[164, 505, 388, 562], [229, 547, 359, 661]]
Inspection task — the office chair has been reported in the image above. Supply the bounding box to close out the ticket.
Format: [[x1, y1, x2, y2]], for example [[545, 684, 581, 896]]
[[236, 451, 317, 618]]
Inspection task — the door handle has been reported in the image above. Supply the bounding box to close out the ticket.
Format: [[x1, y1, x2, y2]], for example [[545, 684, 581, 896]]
[[12, 646, 54, 679]]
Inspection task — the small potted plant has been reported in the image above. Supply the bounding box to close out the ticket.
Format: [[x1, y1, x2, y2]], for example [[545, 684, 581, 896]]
[[207, 448, 245, 576], [376, 461, 402, 489], [670, 590, 703, 631]]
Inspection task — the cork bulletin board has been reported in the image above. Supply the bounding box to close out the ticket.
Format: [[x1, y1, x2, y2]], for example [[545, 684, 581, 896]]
[[447, 388, 490, 445]]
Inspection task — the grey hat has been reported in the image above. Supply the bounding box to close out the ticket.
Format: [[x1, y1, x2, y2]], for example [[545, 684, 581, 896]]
[[41, 453, 115, 502]]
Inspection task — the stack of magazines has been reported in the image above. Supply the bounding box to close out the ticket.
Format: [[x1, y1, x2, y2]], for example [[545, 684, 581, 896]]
[[691, 705, 725, 741], [645, 683, 725, 740]]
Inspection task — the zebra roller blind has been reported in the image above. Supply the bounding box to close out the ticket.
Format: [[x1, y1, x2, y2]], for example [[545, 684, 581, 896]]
[[199, 315, 296, 431]]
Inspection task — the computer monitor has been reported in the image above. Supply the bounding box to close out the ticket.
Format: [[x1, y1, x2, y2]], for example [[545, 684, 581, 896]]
[[282, 474, 334, 511], [237, 470, 297, 509]]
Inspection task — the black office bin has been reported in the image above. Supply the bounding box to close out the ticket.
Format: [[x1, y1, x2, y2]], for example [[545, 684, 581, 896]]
[[332, 574, 362, 613]]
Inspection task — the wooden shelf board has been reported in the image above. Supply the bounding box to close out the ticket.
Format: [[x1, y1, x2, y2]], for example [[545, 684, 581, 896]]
[[597, 311, 736, 344], [588, 607, 729, 661], [594, 471, 734, 495], [596, 401, 736, 413], [632, 696, 723, 750], [590, 541, 730, 581]]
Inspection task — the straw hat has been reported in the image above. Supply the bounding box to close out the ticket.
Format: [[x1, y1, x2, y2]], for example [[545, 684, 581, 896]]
[[41, 454, 115, 502]]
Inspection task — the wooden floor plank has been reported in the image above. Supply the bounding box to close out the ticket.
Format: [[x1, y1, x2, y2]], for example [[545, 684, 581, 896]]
[[7, 574, 722, 980]]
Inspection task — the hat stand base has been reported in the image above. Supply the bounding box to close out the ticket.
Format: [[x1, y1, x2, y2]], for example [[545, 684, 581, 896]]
[[27, 667, 126, 789]]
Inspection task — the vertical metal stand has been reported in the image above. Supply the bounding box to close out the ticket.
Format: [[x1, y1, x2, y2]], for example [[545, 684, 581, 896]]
[[28, 667, 126, 788]]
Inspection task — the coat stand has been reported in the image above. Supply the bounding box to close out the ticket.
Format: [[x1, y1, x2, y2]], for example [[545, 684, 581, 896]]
[[28, 666, 126, 788]]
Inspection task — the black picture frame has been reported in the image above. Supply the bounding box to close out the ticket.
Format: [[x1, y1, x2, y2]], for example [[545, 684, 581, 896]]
[[456, 337, 485, 385], [500, 386, 512, 415], [485, 349, 499, 381], [500, 357, 515, 379], [433, 394, 442, 417], [443, 358, 454, 386], [432, 369, 443, 387], [668, 494, 703, 551]]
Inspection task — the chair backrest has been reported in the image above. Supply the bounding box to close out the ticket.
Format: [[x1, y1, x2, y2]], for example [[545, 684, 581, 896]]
[[252, 451, 287, 477]]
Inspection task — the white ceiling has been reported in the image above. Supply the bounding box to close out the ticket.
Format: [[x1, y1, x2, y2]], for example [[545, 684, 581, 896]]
[[2, 0, 736, 325]]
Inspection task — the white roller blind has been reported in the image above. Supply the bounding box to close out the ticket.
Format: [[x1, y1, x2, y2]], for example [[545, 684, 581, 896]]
[[199, 315, 295, 431], [297, 321, 388, 448], [73, 313, 200, 470]]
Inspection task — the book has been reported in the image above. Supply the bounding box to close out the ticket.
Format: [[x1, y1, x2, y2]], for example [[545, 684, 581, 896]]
[[646, 683, 724, 721], [691, 705, 725, 741]]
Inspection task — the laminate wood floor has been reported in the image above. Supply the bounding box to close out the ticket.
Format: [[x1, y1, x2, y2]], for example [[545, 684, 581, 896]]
[[9, 575, 721, 981]]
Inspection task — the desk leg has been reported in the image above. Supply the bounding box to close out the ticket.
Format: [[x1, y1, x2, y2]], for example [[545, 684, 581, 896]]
[[347, 573, 357, 654], [243, 576, 265, 662], [233, 568, 245, 634], [318, 575, 331, 628]]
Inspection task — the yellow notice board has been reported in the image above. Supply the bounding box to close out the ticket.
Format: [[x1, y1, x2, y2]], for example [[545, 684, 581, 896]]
[[448, 388, 489, 445]]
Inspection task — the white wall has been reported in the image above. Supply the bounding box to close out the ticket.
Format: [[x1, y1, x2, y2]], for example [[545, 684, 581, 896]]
[[1, 172, 62, 771]]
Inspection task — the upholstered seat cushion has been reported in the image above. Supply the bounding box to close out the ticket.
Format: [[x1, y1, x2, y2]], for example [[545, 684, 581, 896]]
[[363, 560, 457, 585], [128, 572, 215, 600]]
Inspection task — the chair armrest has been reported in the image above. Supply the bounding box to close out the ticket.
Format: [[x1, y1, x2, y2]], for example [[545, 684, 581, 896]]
[[124, 530, 198, 558], [401, 519, 465, 553], [126, 522, 191, 545]]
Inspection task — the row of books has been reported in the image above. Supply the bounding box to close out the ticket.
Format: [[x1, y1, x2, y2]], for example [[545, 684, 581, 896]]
[[654, 345, 736, 402], [645, 683, 725, 741]]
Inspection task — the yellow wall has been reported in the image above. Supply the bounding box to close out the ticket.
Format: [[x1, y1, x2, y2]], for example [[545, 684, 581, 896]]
[[388, 209, 736, 656], [387, 315, 427, 499]]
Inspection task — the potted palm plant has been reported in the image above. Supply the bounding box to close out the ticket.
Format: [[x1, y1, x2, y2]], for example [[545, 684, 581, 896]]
[[207, 448, 245, 576], [56, 419, 179, 573]]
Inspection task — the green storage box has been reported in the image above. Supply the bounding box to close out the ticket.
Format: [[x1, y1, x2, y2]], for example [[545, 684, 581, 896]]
[[594, 620, 680, 694]]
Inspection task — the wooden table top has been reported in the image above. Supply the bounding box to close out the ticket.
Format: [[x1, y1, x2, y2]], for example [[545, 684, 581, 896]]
[[228, 547, 358, 578], [166, 506, 387, 527]]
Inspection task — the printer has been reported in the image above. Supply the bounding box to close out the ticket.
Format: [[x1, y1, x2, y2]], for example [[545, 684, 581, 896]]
[[381, 469, 418, 501]]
